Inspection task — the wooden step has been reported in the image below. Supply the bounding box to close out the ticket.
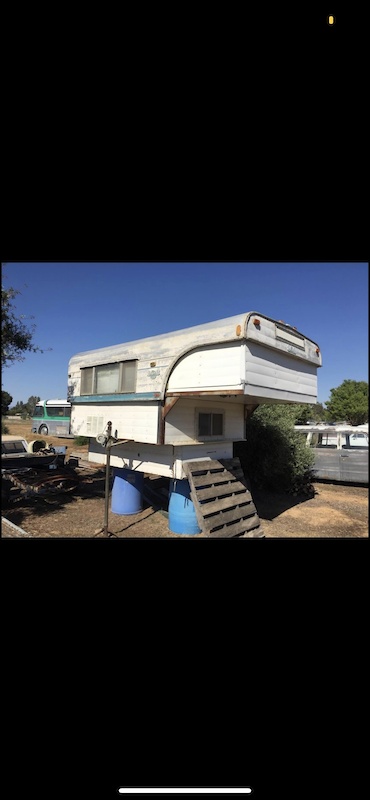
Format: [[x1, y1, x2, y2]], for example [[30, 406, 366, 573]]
[[183, 457, 264, 538]]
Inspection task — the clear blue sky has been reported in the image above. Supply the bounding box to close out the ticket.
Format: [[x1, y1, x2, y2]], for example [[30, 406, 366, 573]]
[[2, 262, 368, 407]]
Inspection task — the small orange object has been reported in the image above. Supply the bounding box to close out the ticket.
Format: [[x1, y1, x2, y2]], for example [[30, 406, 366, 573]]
[[253, 318, 260, 326], [236, 325, 241, 336]]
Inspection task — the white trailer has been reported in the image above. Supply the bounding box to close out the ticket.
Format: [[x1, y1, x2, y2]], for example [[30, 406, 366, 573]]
[[68, 312, 322, 479]]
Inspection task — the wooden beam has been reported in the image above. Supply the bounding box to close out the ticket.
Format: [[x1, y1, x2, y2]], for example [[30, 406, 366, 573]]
[[163, 396, 180, 418], [159, 396, 180, 444]]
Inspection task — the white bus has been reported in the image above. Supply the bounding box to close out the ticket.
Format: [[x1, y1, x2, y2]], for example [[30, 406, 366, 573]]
[[31, 399, 73, 437]]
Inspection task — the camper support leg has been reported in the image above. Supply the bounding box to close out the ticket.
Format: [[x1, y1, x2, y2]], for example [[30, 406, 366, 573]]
[[95, 421, 116, 537], [103, 428, 112, 535]]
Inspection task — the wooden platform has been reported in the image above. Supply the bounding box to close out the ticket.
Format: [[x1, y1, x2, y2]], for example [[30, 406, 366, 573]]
[[182, 457, 264, 538]]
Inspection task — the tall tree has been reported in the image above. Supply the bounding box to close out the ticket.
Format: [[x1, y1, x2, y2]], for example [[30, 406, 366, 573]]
[[325, 379, 368, 425], [311, 402, 329, 421], [1, 277, 50, 368], [24, 395, 40, 416], [294, 404, 314, 424], [9, 400, 26, 416], [1, 390, 13, 415]]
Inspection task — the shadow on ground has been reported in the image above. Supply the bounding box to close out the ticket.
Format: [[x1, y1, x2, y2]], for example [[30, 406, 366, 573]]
[[250, 483, 316, 521], [2, 469, 109, 525], [2, 471, 171, 530]]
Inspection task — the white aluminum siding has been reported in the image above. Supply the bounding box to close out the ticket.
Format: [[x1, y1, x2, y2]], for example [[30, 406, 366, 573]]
[[71, 402, 160, 444], [167, 343, 243, 392], [244, 342, 318, 402], [164, 398, 245, 444], [88, 440, 175, 478]]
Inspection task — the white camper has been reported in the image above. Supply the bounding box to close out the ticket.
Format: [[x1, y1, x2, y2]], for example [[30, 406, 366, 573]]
[[68, 312, 322, 478]]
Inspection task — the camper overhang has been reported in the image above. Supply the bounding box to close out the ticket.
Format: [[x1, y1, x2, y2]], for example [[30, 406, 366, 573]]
[[68, 311, 321, 453]]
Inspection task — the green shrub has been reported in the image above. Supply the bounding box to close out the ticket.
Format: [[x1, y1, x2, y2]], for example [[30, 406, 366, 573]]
[[235, 404, 316, 495], [1, 419, 10, 434], [74, 435, 89, 446]]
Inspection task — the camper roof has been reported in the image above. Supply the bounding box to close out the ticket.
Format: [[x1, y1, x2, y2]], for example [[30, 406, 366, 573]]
[[68, 311, 320, 368]]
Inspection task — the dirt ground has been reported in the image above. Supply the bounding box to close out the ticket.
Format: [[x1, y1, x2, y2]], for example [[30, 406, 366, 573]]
[[1, 419, 368, 538]]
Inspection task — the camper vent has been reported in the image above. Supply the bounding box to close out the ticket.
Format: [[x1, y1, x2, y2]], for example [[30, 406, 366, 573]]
[[86, 416, 104, 436]]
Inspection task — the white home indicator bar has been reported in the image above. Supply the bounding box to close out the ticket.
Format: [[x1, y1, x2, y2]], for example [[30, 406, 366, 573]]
[[118, 791, 252, 795]]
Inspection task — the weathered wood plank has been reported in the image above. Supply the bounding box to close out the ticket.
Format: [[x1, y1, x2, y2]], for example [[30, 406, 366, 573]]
[[184, 457, 246, 476], [162, 396, 180, 418], [191, 470, 242, 488], [206, 514, 261, 538], [184, 456, 262, 538], [237, 528, 265, 538], [183, 459, 229, 473], [196, 481, 250, 502], [191, 492, 254, 517], [201, 503, 258, 530]]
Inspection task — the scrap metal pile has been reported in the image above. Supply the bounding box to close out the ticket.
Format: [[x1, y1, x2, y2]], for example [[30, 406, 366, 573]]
[[2, 464, 80, 498], [2, 440, 80, 501]]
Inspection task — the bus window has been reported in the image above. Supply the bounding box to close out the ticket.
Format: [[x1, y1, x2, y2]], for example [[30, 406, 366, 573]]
[[46, 405, 71, 417]]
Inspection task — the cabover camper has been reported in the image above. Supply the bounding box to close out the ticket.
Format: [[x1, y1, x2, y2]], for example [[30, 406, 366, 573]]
[[68, 312, 322, 480]]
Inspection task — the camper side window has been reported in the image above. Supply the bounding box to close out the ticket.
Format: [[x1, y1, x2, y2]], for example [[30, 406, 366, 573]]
[[198, 411, 224, 438], [81, 367, 94, 394], [80, 361, 137, 395]]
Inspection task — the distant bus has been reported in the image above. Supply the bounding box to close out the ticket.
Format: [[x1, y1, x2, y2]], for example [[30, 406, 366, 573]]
[[31, 399, 73, 437]]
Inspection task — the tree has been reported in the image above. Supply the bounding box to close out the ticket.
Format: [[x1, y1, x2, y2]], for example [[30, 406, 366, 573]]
[[8, 395, 40, 418], [1, 390, 13, 415], [9, 400, 26, 416], [311, 402, 329, 422], [24, 395, 40, 416], [1, 277, 50, 369], [235, 404, 316, 494], [294, 402, 331, 423], [325, 379, 368, 425], [294, 404, 314, 424]]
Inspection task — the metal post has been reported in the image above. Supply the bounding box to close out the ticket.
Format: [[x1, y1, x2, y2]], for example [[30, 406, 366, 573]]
[[103, 421, 112, 535], [94, 422, 132, 537]]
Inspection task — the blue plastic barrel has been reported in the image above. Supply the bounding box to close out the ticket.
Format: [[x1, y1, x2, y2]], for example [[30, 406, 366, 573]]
[[111, 468, 144, 515], [168, 479, 201, 535]]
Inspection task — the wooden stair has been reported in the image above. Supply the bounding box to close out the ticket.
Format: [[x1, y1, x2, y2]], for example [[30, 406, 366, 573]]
[[182, 457, 264, 538]]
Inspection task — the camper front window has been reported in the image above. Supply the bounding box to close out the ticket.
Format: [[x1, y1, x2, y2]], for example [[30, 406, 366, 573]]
[[198, 411, 224, 438], [80, 361, 137, 395], [96, 363, 120, 394]]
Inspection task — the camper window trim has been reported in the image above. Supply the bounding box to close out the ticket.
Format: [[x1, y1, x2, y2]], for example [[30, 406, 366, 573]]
[[80, 360, 137, 395], [196, 408, 225, 439]]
